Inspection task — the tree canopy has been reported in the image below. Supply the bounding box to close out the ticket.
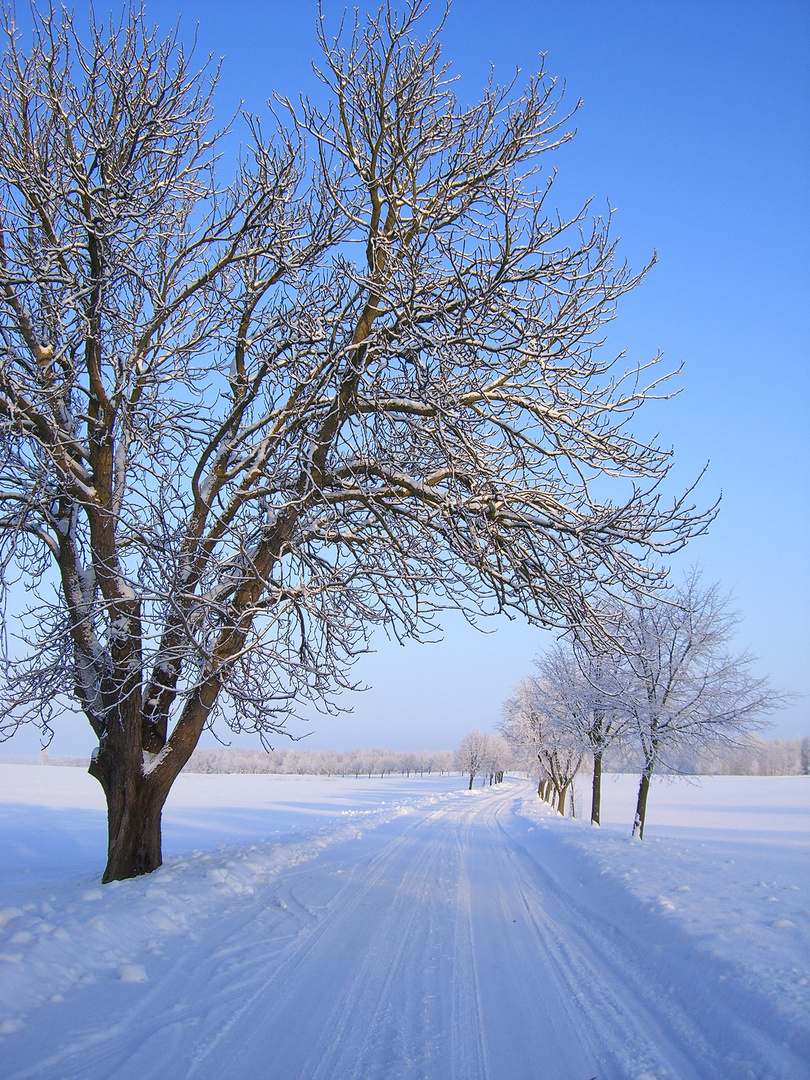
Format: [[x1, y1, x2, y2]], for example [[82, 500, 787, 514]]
[[0, 0, 710, 879]]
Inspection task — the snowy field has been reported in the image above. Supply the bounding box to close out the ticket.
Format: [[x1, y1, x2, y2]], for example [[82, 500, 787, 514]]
[[0, 764, 808, 1080]]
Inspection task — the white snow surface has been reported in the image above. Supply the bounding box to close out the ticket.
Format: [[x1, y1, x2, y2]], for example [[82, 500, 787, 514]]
[[0, 764, 808, 1080]]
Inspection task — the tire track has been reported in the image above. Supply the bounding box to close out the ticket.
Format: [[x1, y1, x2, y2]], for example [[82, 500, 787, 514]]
[[449, 805, 489, 1080], [187, 804, 463, 1079], [486, 786, 808, 1080]]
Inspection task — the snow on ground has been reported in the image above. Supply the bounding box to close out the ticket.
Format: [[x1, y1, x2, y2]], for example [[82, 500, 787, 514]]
[[0, 764, 808, 1080]]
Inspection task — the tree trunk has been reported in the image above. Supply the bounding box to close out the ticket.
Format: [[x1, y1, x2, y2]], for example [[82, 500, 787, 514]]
[[557, 781, 569, 817], [89, 753, 173, 882], [468, 772, 474, 790], [632, 769, 652, 839], [103, 776, 167, 882], [87, 702, 199, 882], [591, 751, 603, 825]]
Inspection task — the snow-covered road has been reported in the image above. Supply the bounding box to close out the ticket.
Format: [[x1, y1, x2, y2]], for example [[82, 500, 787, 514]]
[[1, 768, 808, 1079]]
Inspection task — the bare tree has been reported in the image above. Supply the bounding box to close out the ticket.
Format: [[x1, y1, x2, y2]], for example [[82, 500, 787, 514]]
[[499, 684, 549, 796], [454, 729, 488, 790], [508, 578, 787, 833], [482, 732, 512, 784], [500, 677, 583, 815], [534, 641, 628, 825], [613, 572, 785, 838], [0, 1, 710, 881]]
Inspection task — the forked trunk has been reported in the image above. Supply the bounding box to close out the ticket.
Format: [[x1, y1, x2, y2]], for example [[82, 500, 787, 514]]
[[89, 727, 182, 882], [591, 751, 603, 825], [85, 676, 214, 881], [89, 749, 173, 882], [556, 781, 569, 817]]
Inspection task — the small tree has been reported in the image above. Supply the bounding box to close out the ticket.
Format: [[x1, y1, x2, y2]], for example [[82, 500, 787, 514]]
[[534, 641, 628, 824], [501, 678, 582, 815], [454, 729, 489, 790], [615, 572, 785, 838], [482, 733, 512, 784], [0, 1, 710, 881]]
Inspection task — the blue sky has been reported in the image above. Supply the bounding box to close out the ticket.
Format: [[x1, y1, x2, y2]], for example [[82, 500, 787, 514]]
[[6, 0, 808, 756]]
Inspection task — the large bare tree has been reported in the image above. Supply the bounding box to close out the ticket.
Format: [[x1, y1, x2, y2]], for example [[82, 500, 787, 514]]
[[0, 1, 710, 880]]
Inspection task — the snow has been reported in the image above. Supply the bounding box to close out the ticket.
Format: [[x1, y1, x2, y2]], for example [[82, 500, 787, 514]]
[[0, 764, 808, 1079], [142, 747, 172, 777]]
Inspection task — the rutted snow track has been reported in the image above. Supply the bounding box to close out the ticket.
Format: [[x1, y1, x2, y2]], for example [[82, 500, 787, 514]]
[[2, 774, 808, 1080]]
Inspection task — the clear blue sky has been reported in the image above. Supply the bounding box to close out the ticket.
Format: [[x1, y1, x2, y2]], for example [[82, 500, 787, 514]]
[[6, 0, 808, 757]]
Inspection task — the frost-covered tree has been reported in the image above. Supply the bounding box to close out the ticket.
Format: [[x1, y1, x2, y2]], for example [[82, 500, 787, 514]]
[[433, 749, 455, 775], [500, 678, 583, 814], [507, 576, 785, 833], [0, 1, 711, 881], [499, 683, 552, 798], [454, 730, 489, 790], [533, 641, 628, 824], [614, 573, 784, 838], [482, 733, 512, 785]]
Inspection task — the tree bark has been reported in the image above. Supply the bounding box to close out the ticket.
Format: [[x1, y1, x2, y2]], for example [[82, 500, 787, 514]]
[[89, 754, 173, 882], [104, 780, 166, 882], [591, 751, 603, 825], [632, 769, 652, 839]]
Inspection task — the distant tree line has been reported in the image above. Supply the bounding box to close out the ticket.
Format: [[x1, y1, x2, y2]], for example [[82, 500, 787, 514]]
[[602, 734, 810, 778], [184, 746, 456, 778], [23, 734, 809, 778]]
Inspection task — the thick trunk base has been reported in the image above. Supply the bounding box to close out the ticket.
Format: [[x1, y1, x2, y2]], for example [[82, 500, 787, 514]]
[[102, 794, 164, 882], [90, 757, 169, 882]]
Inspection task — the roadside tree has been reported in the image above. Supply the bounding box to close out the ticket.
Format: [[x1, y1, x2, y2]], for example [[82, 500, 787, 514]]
[[0, 1, 710, 881], [534, 642, 628, 824], [454, 730, 489, 790], [482, 733, 512, 785], [615, 573, 785, 837], [500, 679, 582, 815]]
